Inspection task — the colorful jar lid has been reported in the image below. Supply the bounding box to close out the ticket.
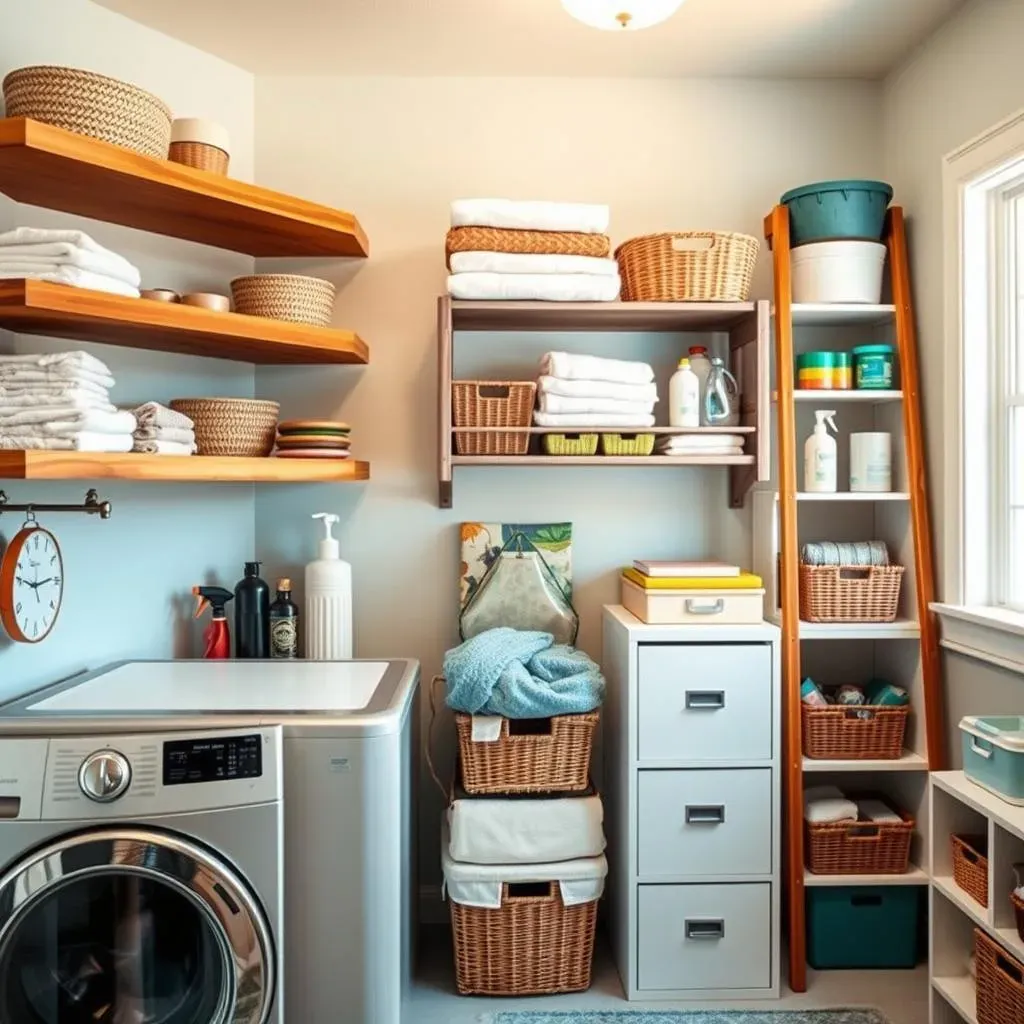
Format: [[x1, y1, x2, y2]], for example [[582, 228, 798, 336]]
[[852, 344, 895, 355], [797, 351, 852, 368]]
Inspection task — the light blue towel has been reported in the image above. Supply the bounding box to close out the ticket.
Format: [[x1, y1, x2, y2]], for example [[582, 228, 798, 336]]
[[444, 627, 604, 718]]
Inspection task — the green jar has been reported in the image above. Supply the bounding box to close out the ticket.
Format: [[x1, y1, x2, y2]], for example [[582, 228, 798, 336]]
[[853, 344, 895, 390], [796, 351, 852, 390]]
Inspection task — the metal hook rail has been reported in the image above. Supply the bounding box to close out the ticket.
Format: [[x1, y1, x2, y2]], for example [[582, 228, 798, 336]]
[[0, 489, 113, 519]]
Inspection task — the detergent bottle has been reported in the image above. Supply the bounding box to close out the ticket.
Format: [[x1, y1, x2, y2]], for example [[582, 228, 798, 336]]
[[305, 513, 352, 659], [804, 410, 838, 493], [192, 586, 234, 659]]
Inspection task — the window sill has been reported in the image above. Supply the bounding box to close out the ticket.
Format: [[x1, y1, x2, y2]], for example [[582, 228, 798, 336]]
[[932, 603, 1024, 676]]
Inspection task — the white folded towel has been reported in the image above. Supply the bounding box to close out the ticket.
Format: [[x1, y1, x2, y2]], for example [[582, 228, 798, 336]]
[[0, 388, 114, 411], [0, 432, 133, 452], [0, 351, 112, 377], [0, 265, 140, 298], [132, 402, 195, 431], [0, 227, 121, 254], [804, 785, 859, 824], [449, 252, 619, 277], [533, 410, 656, 428], [132, 438, 196, 455], [0, 408, 137, 435], [447, 272, 620, 303], [856, 799, 903, 824], [450, 198, 609, 235], [657, 434, 746, 452], [660, 446, 745, 457], [538, 392, 656, 417], [132, 425, 195, 445], [538, 375, 658, 404], [541, 351, 654, 386], [0, 242, 140, 287]]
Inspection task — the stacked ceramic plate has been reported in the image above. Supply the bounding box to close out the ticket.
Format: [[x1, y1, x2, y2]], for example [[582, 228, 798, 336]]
[[274, 419, 351, 459]]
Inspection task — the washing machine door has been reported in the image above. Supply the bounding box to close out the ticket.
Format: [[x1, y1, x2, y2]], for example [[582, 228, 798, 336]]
[[0, 828, 274, 1024]]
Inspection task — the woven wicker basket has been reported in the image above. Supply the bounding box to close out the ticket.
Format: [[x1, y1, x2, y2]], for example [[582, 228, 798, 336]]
[[169, 398, 279, 457], [445, 226, 610, 265], [3, 65, 171, 158], [952, 834, 989, 907], [1013, 891, 1024, 942], [452, 381, 536, 456], [802, 704, 909, 761], [169, 141, 229, 175], [542, 433, 599, 456], [451, 882, 598, 996], [805, 805, 914, 875], [976, 928, 1024, 1024], [615, 231, 759, 302], [600, 433, 655, 456], [455, 711, 598, 795], [799, 563, 905, 622], [230, 275, 335, 327]]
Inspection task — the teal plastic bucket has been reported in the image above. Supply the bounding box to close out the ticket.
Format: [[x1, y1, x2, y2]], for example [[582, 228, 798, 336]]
[[782, 179, 893, 244]]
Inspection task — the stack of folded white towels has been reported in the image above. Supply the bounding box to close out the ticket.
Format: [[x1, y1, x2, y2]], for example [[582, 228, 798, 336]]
[[0, 351, 136, 451], [656, 433, 747, 457], [446, 199, 620, 302], [0, 227, 141, 298], [131, 402, 196, 455], [534, 352, 656, 429]]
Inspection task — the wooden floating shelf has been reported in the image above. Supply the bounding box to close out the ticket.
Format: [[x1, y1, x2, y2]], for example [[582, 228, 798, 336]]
[[0, 451, 370, 483], [0, 281, 368, 365], [450, 455, 755, 466], [0, 118, 368, 257]]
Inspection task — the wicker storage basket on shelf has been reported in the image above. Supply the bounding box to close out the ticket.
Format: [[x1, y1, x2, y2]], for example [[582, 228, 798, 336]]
[[169, 140, 228, 175], [615, 231, 759, 302], [802, 704, 909, 761], [3, 65, 172, 158], [230, 275, 336, 327], [600, 433, 655, 456], [799, 563, 905, 622], [805, 806, 914, 875], [542, 433, 599, 457], [451, 882, 598, 996], [452, 381, 536, 456], [975, 928, 1024, 1024], [951, 834, 989, 907], [169, 398, 279, 457], [454, 711, 598, 795]]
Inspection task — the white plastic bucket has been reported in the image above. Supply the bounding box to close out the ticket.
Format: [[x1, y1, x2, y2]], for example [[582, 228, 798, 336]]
[[791, 240, 886, 304]]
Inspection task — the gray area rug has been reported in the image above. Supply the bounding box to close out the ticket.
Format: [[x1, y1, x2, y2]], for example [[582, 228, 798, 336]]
[[483, 1012, 890, 1024]]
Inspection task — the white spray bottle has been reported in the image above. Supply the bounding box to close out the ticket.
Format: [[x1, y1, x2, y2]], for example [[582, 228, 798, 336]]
[[305, 513, 353, 660], [804, 410, 838, 493]]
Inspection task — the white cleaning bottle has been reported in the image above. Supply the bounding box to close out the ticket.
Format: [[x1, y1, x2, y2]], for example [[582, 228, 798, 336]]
[[305, 513, 352, 660], [804, 410, 838, 493], [669, 357, 701, 427], [688, 346, 713, 422]]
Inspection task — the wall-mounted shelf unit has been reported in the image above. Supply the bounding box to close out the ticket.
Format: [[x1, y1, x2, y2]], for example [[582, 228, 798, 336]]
[[0, 280, 368, 365], [437, 296, 770, 508], [0, 118, 368, 257], [0, 451, 370, 484]]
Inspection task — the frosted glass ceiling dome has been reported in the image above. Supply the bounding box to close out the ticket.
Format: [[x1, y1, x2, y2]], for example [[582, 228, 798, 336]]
[[560, 0, 686, 31]]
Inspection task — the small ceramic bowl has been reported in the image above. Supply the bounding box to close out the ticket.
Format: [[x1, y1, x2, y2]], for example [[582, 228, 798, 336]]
[[141, 288, 180, 302], [182, 292, 231, 313]]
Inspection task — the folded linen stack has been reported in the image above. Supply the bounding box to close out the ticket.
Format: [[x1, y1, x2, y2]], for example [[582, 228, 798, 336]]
[[535, 351, 656, 428], [0, 352, 135, 451], [656, 433, 747, 457], [131, 402, 196, 455], [804, 786, 902, 825], [0, 228, 142, 299], [446, 199, 620, 302]]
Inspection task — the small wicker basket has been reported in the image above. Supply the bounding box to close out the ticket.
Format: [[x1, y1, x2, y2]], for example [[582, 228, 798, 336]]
[[3, 65, 172, 158], [952, 834, 989, 907], [600, 433, 655, 456], [452, 381, 536, 456], [615, 231, 759, 302], [169, 141, 228, 175], [169, 398, 279, 457], [454, 711, 598, 795], [230, 275, 336, 327], [975, 928, 1024, 1024], [542, 433, 599, 456], [799, 563, 905, 622], [805, 805, 914, 875], [802, 704, 909, 761]]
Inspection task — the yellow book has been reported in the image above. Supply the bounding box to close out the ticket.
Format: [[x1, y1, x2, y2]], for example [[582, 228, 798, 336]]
[[622, 567, 764, 591]]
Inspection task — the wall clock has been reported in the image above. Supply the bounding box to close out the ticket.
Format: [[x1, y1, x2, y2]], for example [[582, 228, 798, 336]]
[[0, 522, 64, 643]]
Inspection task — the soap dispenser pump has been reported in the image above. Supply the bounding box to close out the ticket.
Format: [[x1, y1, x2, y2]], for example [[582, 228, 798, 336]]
[[305, 512, 352, 660], [804, 410, 838, 493]]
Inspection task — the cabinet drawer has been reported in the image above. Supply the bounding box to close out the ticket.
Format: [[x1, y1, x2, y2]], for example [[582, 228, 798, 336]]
[[638, 644, 772, 762], [637, 883, 772, 992], [637, 769, 772, 877]]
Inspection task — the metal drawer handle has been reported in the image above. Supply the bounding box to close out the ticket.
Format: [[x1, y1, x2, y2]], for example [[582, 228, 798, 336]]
[[685, 598, 725, 615], [685, 804, 726, 825], [685, 919, 726, 941], [685, 690, 726, 710]]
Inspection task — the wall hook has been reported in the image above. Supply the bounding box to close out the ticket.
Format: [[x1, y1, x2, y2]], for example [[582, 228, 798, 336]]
[[0, 488, 113, 519]]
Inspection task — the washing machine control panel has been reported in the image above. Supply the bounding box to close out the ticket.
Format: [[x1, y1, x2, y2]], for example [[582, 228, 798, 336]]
[[78, 749, 131, 802], [163, 734, 262, 786]]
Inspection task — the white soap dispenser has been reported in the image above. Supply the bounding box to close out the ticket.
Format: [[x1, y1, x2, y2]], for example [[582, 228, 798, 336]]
[[804, 410, 838, 493], [305, 512, 353, 660]]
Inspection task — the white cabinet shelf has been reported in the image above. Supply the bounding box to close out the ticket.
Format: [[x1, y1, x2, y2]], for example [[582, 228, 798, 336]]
[[804, 866, 929, 887], [802, 751, 929, 772], [933, 976, 979, 1023], [772, 303, 897, 326]]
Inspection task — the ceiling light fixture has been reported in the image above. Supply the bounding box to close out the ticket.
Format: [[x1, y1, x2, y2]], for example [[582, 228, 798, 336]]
[[560, 0, 685, 31]]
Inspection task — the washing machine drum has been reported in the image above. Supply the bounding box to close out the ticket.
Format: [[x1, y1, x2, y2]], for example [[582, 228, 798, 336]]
[[0, 829, 274, 1024]]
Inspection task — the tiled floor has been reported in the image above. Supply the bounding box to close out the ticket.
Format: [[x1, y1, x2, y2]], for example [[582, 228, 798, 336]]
[[406, 927, 929, 1023]]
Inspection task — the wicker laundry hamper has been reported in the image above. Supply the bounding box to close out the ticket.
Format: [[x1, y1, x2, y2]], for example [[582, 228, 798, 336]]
[[169, 398, 279, 457], [230, 275, 336, 327]]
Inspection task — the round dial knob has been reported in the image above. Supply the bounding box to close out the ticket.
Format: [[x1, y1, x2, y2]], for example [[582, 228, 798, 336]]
[[78, 750, 131, 803]]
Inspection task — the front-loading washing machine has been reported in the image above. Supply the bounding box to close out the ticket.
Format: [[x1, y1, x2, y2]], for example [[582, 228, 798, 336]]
[[0, 725, 283, 1024]]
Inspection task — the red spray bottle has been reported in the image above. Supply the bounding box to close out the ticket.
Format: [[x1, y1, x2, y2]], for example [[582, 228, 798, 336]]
[[192, 586, 234, 659]]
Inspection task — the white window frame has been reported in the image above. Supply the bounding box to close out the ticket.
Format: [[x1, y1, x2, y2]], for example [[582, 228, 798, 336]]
[[936, 106, 1024, 674]]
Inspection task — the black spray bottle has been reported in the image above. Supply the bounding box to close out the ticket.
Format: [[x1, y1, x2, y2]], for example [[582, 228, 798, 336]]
[[234, 561, 270, 659]]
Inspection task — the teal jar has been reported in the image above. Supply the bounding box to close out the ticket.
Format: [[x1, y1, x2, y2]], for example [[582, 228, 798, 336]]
[[852, 344, 895, 390]]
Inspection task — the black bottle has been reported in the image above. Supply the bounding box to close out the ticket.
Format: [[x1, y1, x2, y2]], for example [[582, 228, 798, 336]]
[[234, 561, 270, 659], [270, 578, 300, 660]]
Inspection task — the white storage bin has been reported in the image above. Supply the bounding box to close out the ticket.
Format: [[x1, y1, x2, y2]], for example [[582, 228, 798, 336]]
[[622, 577, 764, 625], [791, 239, 886, 304]]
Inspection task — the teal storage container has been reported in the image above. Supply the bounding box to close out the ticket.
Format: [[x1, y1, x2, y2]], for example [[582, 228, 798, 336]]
[[782, 179, 894, 244], [807, 887, 920, 969], [853, 344, 896, 389], [960, 716, 1024, 805]]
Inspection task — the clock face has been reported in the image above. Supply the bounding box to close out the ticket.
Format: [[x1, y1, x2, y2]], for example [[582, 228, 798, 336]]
[[0, 527, 64, 643]]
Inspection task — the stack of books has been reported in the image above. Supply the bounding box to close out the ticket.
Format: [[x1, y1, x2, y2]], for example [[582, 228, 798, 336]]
[[622, 559, 765, 624]]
